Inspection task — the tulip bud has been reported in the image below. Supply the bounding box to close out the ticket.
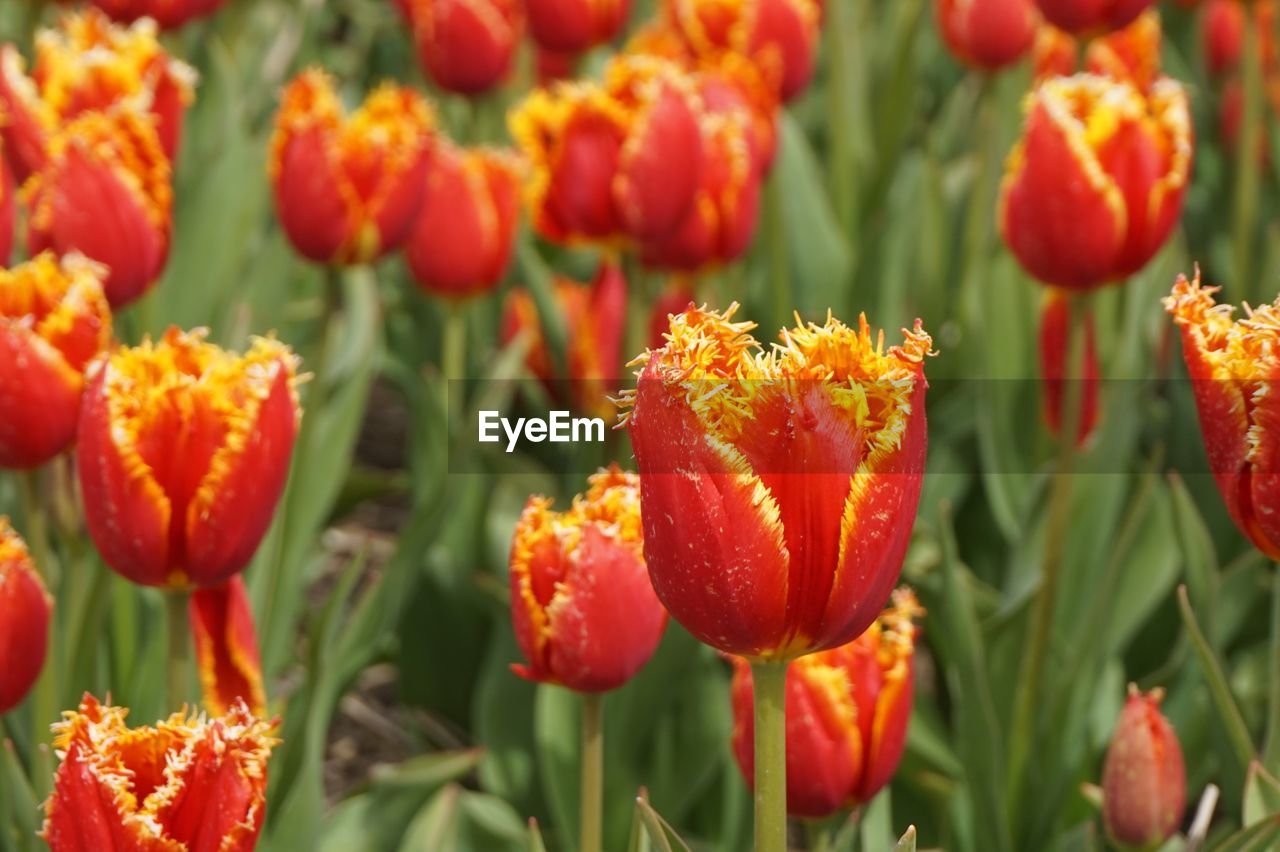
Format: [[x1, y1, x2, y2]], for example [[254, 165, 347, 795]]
[[1204, 0, 1246, 76], [536, 47, 580, 84], [90, 0, 228, 29], [1165, 274, 1280, 559], [510, 55, 704, 246], [618, 305, 932, 659], [77, 328, 301, 589], [1085, 9, 1163, 92], [0, 10, 196, 181], [528, 0, 629, 54], [999, 74, 1192, 290], [0, 520, 51, 714], [24, 110, 172, 308], [1038, 291, 1100, 446], [42, 695, 276, 852], [402, 0, 522, 95], [404, 142, 521, 300], [1101, 687, 1186, 848], [509, 467, 666, 692], [729, 590, 922, 817], [270, 69, 435, 266], [191, 577, 267, 717], [1034, 0, 1156, 34], [936, 0, 1039, 72], [0, 253, 112, 469]]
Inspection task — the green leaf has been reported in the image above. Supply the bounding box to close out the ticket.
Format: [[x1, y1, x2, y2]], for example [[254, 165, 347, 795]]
[[632, 793, 693, 852], [1168, 473, 1221, 647], [1208, 815, 1280, 852], [895, 825, 919, 852], [527, 819, 548, 852], [1243, 762, 1280, 826]]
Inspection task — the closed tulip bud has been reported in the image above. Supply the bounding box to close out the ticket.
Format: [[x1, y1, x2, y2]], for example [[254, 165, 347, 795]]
[[618, 305, 932, 659], [1034, 25, 1079, 80], [536, 47, 580, 84], [405, 142, 521, 300], [1034, 0, 1155, 34], [510, 55, 703, 245], [41, 696, 276, 852], [270, 69, 435, 266], [1038, 291, 1100, 445], [528, 0, 629, 54], [1203, 0, 1246, 76], [403, 0, 521, 95], [0, 253, 111, 469], [24, 110, 172, 308], [668, 0, 821, 101], [730, 590, 922, 817], [90, 0, 227, 29], [0, 519, 51, 714], [999, 74, 1192, 290], [1085, 9, 1163, 92], [509, 467, 666, 692], [695, 52, 780, 176], [936, 0, 1039, 72], [191, 577, 267, 717], [1165, 274, 1280, 559], [647, 279, 695, 349], [0, 10, 196, 181], [77, 328, 302, 589], [1101, 687, 1186, 848]]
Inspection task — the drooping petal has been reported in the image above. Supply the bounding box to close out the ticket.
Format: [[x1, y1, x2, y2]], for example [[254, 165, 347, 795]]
[[191, 578, 266, 717]]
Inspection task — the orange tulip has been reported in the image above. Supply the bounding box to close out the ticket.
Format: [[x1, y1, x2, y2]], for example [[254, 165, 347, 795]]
[[90, 0, 228, 29], [729, 590, 921, 817], [77, 328, 301, 589], [401, 0, 522, 95], [509, 467, 667, 692], [24, 109, 172, 308], [0, 519, 51, 714], [1101, 687, 1186, 848], [1033, 0, 1155, 34], [0, 9, 195, 181], [936, 0, 1039, 72], [191, 576, 267, 717], [618, 305, 932, 659], [999, 74, 1192, 290], [269, 68, 435, 266], [404, 142, 521, 300], [42, 695, 276, 852], [0, 253, 111, 469]]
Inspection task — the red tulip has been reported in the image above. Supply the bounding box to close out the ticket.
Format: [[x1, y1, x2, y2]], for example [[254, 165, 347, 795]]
[[0, 9, 195, 181], [618, 305, 932, 659], [0, 519, 51, 714], [192, 576, 267, 717], [0, 154, 12, 265], [1204, 0, 1246, 76], [1033, 25, 1079, 80], [936, 0, 1039, 72], [24, 109, 172, 308], [528, 0, 630, 54], [42, 695, 276, 852], [1165, 273, 1280, 560], [0, 253, 112, 469], [509, 467, 667, 692], [510, 55, 704, 246], [647, 279, 695, 348], [404, 142, 521, 300], [1033, 0, 1155, 34], [1101, 687, 1186, 848], [1038, 290, 1100, 446], [77, 328, 301, 589], [1085, 9, 1163, 93], [729, 589, 922, 817], [402, 0, 522, 95], [90, 0, 228, 29], [270, 68, 435, 266], [999, 74, 1192, 290]]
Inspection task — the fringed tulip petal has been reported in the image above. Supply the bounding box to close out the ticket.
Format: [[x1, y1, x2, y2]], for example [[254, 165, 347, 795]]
[[191, 579, 267, 719]]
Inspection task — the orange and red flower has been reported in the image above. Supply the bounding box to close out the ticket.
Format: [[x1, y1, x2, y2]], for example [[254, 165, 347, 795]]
[[24, 110, 173, 308], [77, 328, 301, 590], [404, 142, 521, 300], [1165, 273, 1280, 560], [936, 0, 1039, 72], [0, 9, 195, 181], [270, 69, 435, 266], [401, 0, 522, 95], [510, 55, 704, 246], [509, 467, 667, 693], [1101, 686, 1186, 848], [1033, 24, 1079, 80], [999, 74, 1192, 290], [192, 576, 267, 717], [528, 0, 630, 54], [729, 590, 921, 817], [1084, 9, 1163, 93], [1033, 0, 1155, 34], [0, 152, 12, 266], [42, 695, 276, 852], [618, 305, 932, 660], [90, 0, 228, 29], [648, 279, 695, 348], [0, 253, 111, 469], [0, 519, 51, 714]]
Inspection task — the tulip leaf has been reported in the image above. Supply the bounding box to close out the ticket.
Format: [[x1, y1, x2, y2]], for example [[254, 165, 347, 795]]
[[1208, 814, 1280, 852], [400, 784, 462, 852], [632, 793, 693, 852], [1168, 473, 1221, 647], [894, 825, 919, 852], [1243, 762, 1280, 826], [516, 235, 569, 384], [860, 791, 895, 852], [527, 819, 548, 852], [0, 736, 37, 852], [533, 684, 580, 850]]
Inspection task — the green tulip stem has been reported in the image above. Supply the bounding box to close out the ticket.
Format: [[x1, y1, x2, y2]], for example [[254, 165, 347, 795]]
[[752, 659, 789, 852], [166, 590, 192, 711], [579, 692, 604, 852], [19, 470, 56, 799]]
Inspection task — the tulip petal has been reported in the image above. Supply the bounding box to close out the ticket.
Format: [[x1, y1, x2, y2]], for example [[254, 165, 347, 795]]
[[272, 127, 354, 265], [0, 327, 83, 469], [191, 578, 266, 717]]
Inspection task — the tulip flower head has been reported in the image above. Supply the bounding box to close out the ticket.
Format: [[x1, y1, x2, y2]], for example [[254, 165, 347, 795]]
[[999, 74, 1192, 290], [1033, 25, 1080, 80], [1164, 273, 1280, 560], [0, 519, 51, 714], [1085, 9, 1164, 93], [42, 696, 276, 852], [936, 0, 1039, 72], [91, 0, 228, 30], [402, 0, 522, 95], [618, 305, 933, 660], [729, 589, 922, 817], [0, 253, 112, 469], [1101, 686, 1186, 848], [509, 467, 667, 693], [1034, 0, 1156, 34], [77, 328, 302, 590], [527, 0, 630, 54], [270, 69, 435, 266], [191, 577, 267, 717]]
